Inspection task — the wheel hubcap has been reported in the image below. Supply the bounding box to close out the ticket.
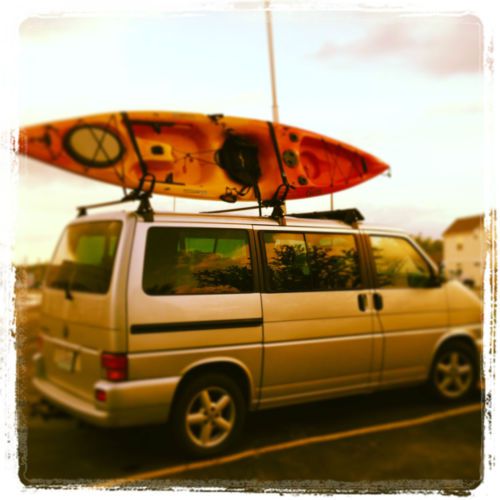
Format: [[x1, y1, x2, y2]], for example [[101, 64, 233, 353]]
[[185, 387, 235, 448], [435, 350, 473, 398]]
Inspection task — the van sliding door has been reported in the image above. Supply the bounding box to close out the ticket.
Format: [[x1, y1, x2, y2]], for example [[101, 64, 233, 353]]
[[258, 229, 377, 408]]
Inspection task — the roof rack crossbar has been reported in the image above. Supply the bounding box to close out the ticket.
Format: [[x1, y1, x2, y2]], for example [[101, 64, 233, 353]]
[[76, 191, 154, 221], [201, 204, 262, 214], [77, 174, 156, 221], [288, 208, 364, 226]]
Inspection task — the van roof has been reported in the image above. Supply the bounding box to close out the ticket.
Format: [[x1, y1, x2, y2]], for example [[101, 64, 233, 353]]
[[71, 209, 408, 236]]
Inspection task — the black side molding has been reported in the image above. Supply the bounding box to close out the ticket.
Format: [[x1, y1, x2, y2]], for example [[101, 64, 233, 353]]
[[131, 318, 263, 335]]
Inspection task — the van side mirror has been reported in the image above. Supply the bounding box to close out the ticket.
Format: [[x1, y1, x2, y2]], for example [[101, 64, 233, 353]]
[[408, 272, 441, 288], [437, 264, 448, 285], [427, 273, 443, 288]]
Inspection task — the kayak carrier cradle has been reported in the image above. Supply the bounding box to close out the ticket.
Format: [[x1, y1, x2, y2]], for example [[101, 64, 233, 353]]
[[77, 174, 156, 222], [202, 183, 291, 224]]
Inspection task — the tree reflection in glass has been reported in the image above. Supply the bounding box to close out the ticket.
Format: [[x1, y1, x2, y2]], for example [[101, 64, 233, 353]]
[[191, 257, 253, 294], [267, 243, 311, 292], [264, 232, 362, 292], [143, 228, 253, 295]]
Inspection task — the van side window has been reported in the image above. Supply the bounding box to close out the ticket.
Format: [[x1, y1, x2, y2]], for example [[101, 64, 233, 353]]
[[262, 232, 361, 292], [143, 228, 254, 295], [306, 233, 362, 290], [263, 232, 311, 292], [370, 236, 433, 288]]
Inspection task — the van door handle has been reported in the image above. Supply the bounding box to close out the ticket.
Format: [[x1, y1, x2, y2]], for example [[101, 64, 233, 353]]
[[373, 293, 384, 311], [357, 293, 367, 312]]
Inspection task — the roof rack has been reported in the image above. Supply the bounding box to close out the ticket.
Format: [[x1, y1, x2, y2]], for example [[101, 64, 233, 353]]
[[288, 208, 364, 226], [76, 174, 156, 221]]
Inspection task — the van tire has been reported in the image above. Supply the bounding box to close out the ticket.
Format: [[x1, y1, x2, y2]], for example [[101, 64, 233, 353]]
[[428, 340, 478, 402], [170, 373, 246, 458]]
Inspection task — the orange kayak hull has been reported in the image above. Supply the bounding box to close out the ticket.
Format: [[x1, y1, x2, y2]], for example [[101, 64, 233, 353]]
[[19, 111, 389, 202]]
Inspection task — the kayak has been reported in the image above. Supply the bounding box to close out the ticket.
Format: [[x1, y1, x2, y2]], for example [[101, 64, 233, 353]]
[[18, 111, 389, 203]]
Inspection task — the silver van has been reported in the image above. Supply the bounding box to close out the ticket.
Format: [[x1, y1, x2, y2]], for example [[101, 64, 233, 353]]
[[32, 209, 482, 457]]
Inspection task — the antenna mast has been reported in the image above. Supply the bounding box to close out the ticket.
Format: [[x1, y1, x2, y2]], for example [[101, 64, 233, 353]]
[[265, 0, 279, 123]]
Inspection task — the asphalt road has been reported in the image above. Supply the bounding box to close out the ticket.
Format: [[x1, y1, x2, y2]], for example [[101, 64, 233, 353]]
[[15, 293, 483, 493], [19, 388, 482, 493]]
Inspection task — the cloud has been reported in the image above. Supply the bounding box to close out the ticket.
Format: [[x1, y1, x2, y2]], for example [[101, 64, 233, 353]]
[[312, 15, 483, 76]]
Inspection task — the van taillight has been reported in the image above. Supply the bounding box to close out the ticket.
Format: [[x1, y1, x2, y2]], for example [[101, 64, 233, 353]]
[[101, 352, 128, 381], [95, 389, 107, 402]]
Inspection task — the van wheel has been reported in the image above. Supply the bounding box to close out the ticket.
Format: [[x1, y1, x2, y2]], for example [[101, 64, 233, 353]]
[[429, 340, 477, 401], [170, 373, 246, 458]]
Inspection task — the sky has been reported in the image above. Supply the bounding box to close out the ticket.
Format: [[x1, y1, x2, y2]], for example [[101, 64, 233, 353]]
[[8, 2, 492, 263]]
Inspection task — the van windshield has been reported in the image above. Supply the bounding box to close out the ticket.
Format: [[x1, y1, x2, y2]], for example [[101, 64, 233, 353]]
[[45, 221, 122, 294]]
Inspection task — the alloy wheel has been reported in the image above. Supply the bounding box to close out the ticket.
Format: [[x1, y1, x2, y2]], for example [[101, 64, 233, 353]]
[[434, 350, 474, 399], [185, 386, 236, 448]]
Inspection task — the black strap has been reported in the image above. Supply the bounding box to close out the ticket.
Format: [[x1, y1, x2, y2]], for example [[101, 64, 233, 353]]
[[266, 121, 289, 189], [121, 112, 149, 180]]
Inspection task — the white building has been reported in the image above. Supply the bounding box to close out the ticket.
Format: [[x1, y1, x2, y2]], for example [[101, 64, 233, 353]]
[[442, 214, 484, 289]]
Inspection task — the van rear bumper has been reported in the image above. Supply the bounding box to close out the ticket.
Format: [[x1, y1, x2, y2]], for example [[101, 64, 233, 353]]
[[32, 355, 180, 427]]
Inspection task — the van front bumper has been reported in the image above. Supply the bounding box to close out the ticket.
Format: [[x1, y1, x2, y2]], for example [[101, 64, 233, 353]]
[[32, 354, 180, 428]]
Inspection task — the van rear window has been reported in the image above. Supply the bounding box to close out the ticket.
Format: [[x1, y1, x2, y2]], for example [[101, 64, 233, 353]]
[[143, 227, 253, 295], [45, 221, 122, 294]]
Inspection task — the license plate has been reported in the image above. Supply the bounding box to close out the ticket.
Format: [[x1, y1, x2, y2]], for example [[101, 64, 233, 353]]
[[53, 348, 75, 372]]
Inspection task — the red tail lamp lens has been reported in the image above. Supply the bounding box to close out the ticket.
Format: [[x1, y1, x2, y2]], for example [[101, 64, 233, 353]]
[[95, 389, 107, 402], [101, 352, 128, 381]]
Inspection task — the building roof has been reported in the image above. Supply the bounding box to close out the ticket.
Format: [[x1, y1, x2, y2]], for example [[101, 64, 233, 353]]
[[443, 214, 483, 236]]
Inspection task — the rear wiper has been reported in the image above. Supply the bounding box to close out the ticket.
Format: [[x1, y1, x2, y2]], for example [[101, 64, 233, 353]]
[[65, 266, 76, 301], [64, 280, 74, 301], [64, 263, 77, 300]]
